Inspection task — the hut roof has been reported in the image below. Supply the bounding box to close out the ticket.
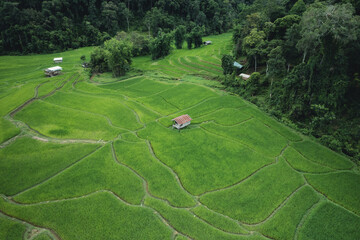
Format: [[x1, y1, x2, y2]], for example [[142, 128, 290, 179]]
[[53, 57, 63, 61], [233, 61, 243, 69], [172, 114, 192, 125], [46, 66, 62, 72]]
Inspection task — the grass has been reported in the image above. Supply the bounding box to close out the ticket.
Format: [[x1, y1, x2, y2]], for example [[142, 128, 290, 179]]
[[291, 140, 354, 170], [14, 144, 144, 205], [200, 159, 304, 224], [0, 31, 358, 239], [0, 215, 27, 240], [201, 119, 288, 157], [305, 172, 360, 215], [0, 137, 99, 195], [14, 100, 124, 140], [45, 91, 143, 130], [0, 192, 173, 240], [255, 186, 320, 239], [191, 205, 249, 234], [283, 146, 334, 173], [144, 196, 265, 240], [33, 232, 52, 240], [114, 140, 196, 207], [138, 122, 274, 195], [0, 117, 20, 143], [298, 201, 360, 240]]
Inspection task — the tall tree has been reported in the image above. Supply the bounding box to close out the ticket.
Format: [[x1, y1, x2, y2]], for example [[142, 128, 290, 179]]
[[174, 25, 186, 49], [104, 38, 133, 77], [242, 28, 267, 71]]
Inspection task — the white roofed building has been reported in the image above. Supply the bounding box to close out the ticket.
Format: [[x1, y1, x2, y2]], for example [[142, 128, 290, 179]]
[[44, 66, 63, 77], [53, 57, 63, 63]]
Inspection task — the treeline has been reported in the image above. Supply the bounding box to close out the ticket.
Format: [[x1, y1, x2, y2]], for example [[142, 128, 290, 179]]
[[0, 0, 243, 54], [222, 0, 360, 162]]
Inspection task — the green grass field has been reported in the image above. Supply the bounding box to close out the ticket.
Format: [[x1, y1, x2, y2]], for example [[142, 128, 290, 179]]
[[0, 32, 359, 239]]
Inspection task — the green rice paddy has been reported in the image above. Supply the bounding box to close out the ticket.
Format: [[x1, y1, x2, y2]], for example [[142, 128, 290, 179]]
[[0, 33, 359, 239]]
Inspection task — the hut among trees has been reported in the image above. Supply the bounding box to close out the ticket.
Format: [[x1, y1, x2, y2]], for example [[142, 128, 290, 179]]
[[172, 114, 192, 130], [239, 73, 250, 80]]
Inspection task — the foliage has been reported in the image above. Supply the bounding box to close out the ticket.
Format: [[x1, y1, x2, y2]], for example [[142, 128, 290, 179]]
[[104, 38, 133, 77], [242, 28, 267, 71], [186, 33, 193, 49], [174, 25, 186, 49], [90, 47, 108, 74], [150, 30, 172, 60], [221, 54, 234, 75], [0, 31, 359, 240], [115, 31, 151, 57]]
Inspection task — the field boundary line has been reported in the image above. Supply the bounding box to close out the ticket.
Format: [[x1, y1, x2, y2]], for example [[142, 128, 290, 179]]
[[111, 142, 195, 208], [243, 184, 306, 227], [283, 156, 340, 175], [11, 145, 103, 198], [290, 146, 346, 171], [162, 96, 220, 118], [38, 100, 135, 132], [303, 175, 360, 217], [187, 56, 222, 73], [9, 80, 49, 117], [293, 199, 322, 240], [0, 210, 61, 240], [0, 132, 24, 149], [199, 125, 266, 156], [189, 208, 251, 235], [146, 140, 197, 201], [284, 157, 360, 218], [6, 116, 107, 144], [198, 144, 288, 197]]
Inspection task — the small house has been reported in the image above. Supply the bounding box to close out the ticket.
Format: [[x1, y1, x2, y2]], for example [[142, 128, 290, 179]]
[[53, 57, 63, 63], [233, 62, 243, 69], [44, 66, 63, 77], [203, 41, 212, 45], [239, 73, 250, 80], [172, 114, 192, 130]]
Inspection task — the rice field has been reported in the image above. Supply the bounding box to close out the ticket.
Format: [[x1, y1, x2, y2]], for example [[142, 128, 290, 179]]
[[0, 33, 359, 240]]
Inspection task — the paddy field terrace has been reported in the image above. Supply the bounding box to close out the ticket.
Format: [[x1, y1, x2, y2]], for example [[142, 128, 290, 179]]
[[0, 33, 359, 240]]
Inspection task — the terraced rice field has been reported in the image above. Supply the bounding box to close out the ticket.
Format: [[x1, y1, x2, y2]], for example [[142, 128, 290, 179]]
[[0, 33, 359, 240]]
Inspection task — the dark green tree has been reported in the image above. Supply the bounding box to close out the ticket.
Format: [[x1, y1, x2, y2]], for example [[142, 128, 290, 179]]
[[104, 38, 133, 77], [174, 25, 186, 49], [221, 55, 234, 75], [150, 30, 172, 60], [267, 46, 286, 98], [242, 28, 267, 72]]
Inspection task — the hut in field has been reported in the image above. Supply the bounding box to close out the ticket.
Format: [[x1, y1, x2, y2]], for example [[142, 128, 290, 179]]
[[44, 66, 62, 77], [172, 114, 192, 130], [239, 73, 250, 80], [203, 41, 212, 45], [53, 57, 63, 63]]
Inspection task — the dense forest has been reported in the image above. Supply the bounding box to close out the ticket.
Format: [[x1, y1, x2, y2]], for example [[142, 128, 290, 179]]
[[1, 0, 359, 162], [222, 0, 360, 162], [0, 0, 238, 54]]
